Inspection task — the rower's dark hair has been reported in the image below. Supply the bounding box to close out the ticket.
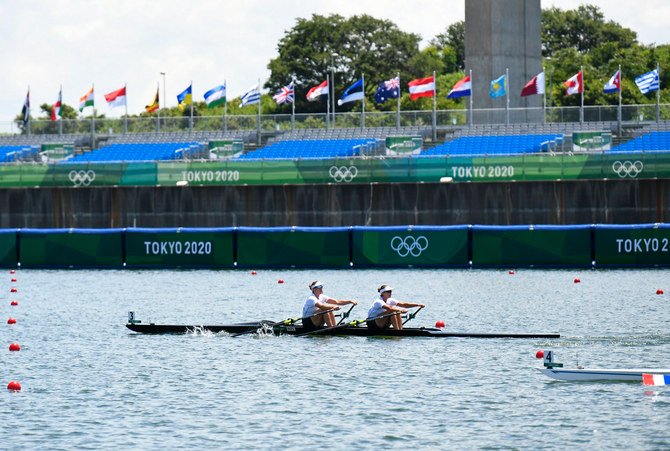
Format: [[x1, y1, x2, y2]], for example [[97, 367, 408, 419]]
[[378, 284, 389, 293], [309, 280, 319, 290]]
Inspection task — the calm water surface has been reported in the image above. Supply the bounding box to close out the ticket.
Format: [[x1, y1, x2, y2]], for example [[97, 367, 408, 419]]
[[2, 268, 670, 449]]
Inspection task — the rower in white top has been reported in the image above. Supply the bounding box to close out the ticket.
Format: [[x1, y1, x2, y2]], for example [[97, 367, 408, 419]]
[[367, 284, 425, 331], [302, 281, 358, 331]]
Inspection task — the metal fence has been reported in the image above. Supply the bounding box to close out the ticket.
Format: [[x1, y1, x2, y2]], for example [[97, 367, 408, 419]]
[[4, 104, 670, 136]]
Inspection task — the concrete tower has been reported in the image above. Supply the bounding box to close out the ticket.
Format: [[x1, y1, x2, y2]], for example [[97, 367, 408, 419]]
[[465, 0, 543, 123]]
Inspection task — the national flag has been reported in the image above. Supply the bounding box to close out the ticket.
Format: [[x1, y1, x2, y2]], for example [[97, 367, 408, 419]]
[[145, 88, 159, 113], [306, 80, 329, 101], [104, 86, 127, 108], [239, 85, 260, 107], [642, 373, 670, 386], [563, 71, 583, 96], [177, 84, 193, 111], [21, 90, 30, 124], [635, 69, 660, 94], [338, 79, 364, 106], [447, 75, 471, 99], [374, 76, 400, 104], [521, 72, 545, 97], [408, 76, 435, 100], [204, 84, 226, 108], [273, 82, 294, 105], [79, 86, 94, 112], [489, 74, 506, 98], [51, 88, 62, 121], [604, 69, 621, 94]]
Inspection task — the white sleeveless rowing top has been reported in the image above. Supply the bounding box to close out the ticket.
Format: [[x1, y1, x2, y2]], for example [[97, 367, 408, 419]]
[[303, 293, 329, 318], [367, 297, 398, 319]]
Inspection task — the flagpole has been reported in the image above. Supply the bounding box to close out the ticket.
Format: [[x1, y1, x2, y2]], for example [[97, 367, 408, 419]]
[[542, 67, 547, 125], [326, 74, 330, 130], [361, 73, 365, 130], [156, 82, 160, 133], [469, 69, 473, 126], [224, 80, 228, 133], [331, 66, 336, 129], [580, 66, 584, 124], [59, 84, 63, 136], [257, 78, 262, 145], [656, 62, 661, 123], [432, 70, 437, 141], [291, 77, 295, 132], [124, 83, 128, 134], [91, 83, 96, 136], [396, 71, 401, 130], [618, 65, 622, 136], [26, 86, 31, 136], [505, 67, 510, 125], [189, 80, 194, 133]]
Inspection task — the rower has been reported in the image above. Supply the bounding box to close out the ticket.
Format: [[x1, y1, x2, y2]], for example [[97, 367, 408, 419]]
[[367, 285, 425, 331], [302, 281, 358, 331]]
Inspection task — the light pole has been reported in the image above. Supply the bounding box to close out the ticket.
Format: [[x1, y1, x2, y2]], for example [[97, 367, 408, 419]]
[[160, 72, 166, 129]]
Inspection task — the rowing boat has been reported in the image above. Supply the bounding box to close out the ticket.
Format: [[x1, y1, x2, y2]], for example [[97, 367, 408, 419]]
[[538, 367, 670, 382], [125, 322, 560, 338]]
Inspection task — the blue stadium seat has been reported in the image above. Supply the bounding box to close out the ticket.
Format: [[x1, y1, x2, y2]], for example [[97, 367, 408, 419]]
[[611, 131, 670, 152], [63, 142, 200, 163], [419, 134, 564, 157], [236, 139, 379, 160]]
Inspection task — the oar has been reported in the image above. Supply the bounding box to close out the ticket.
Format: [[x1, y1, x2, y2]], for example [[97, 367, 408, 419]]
[[336, 304, 356, 325], [294, 310, 404, 337], [230, 308, 338, 337], [402, 306, 423, 325]]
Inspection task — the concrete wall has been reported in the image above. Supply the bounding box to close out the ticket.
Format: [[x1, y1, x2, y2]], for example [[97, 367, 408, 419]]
[[465, 0, 543, 123], [0, 179, 665, 228]]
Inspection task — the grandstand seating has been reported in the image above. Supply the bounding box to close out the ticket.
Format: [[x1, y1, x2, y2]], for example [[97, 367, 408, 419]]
[[611, 131, 670, 152], [420, 134, 564, 156], [0, 145, 40, 162], [65, 142, 201, 163], [236, 139, 381, 159]]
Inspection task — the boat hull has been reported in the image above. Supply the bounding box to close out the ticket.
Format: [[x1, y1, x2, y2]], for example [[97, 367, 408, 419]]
[[126, 323, 560, 338], [538, 367, 670, 382]]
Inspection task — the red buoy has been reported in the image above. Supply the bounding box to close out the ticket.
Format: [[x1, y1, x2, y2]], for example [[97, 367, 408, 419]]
[[8, 343, 20, 352], [7, 381, 21, 391], [7, 318, 16, 324], [10, 300, 18, 306], [11, 278, 16, 282], [508, 270, 515, 275], [9, 270, 15, 274], [535, 350, 545, 359], [10, 287, 17, 293], [435, 320, 445, 328], [251, 271, 257, 275], [278, 279, 284, 284], [656, 289, 664, 295], [574, 278, 581, 284]]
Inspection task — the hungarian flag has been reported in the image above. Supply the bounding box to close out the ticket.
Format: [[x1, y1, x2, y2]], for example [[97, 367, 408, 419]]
[[51, 88, 62, 121], [563, 71, 583, 96], [79, 86, 94, 112], [105, 86, 127, 108], [145, 88, 159, 113], [521, 72, 546, 97], [408, 76, 435, 100], [306, 80, 329, 101]]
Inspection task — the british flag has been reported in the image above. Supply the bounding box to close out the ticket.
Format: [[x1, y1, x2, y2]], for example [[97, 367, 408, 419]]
[[273, 82, 295, 104]]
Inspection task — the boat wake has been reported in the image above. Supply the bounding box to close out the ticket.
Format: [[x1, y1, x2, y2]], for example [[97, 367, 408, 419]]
[[185, 326, 218, 337]]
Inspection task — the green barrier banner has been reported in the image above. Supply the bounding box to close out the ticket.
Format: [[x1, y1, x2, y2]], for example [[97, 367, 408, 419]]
[[125, 228, 234, 267], [0, 151, 669, 187], [573, 131, 612, 151], [385, 136, 422, 155], [0, 230, 17, 267], [236, 227, 350, 267], [19, 229, 123, 268], [352, 226, 468, 267], [594, 224, 670, 266], [472, 225, 592, 267]]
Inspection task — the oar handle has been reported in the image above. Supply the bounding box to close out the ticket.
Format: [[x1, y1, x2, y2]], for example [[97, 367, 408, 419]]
[[402, 306, 423, 325], [336, 304, 356, 325]]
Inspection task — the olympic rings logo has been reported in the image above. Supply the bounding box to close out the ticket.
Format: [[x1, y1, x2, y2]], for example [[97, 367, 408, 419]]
[[329, 166, 358, 183], [68, 170, 96, 186], [612, 160, 643, 178], [390, 235, 429, 257]]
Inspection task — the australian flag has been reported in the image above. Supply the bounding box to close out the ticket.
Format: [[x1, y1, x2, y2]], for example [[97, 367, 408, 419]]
[[374, 76, 400, 104]]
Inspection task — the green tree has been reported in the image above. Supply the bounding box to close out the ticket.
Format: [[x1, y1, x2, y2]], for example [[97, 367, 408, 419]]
[[266, 14, 422, 113], [430, 21, 465, 72]]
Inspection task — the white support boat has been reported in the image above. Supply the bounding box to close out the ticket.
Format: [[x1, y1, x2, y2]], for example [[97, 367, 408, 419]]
[[537, 351, 670, 382]]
